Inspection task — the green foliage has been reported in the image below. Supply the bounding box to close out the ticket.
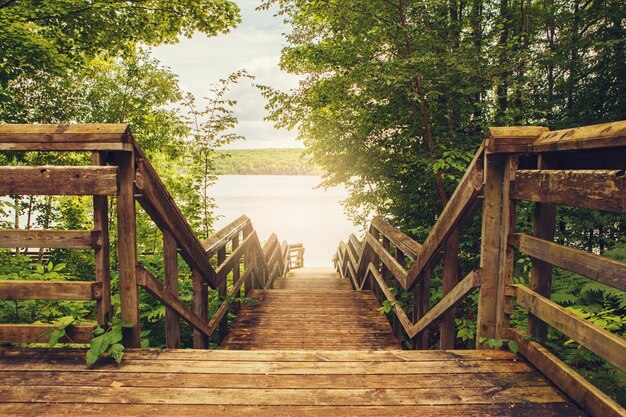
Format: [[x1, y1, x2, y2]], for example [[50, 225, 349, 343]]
[[86, 320, 134, 366], [215, 148, 321, 175]]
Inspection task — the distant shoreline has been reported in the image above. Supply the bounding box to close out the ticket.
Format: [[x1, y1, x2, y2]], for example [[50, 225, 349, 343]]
[[215, 148, 321, 176]]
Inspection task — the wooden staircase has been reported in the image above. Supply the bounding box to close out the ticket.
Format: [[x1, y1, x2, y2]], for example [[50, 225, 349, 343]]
[[221, 267, 399, 350]]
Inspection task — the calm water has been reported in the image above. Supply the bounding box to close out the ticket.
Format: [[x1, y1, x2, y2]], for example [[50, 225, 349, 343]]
[[210, 176, 356, 266]]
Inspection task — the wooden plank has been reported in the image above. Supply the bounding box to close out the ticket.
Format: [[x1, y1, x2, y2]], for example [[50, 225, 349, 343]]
[[0, 280, 101, 300], [511, 233, 626, 293], [0, 324, 94, 344], [412, 266, 430, 349], [364, 232, 408, 287], [532, 120, 626, 153], [137, 267, 213, 338], [0, 385, 566, 406], [215, 232, 256, 280], [513, 285, 626, 372], [0, 229, 100, 249], [528, 154, 558, 341], [409, 270, 481, 339], [440, 228, 460, 349], [512, 329, 625, 417], [0, 123, 132, 151], [405, 147, 484, 289], [114, 151, 140, 348], [134, 144, 217, 288], [0, 123, 129, 142], [370, 217, 421, 259], [476, 154, 504, 345], [368, 264, 413, 336], [202, 215, 250, 258], [192, 269, 208, 348], [0, 166, 118, 196], [485, 126, 550, 153], [93, 151, 112, 326], [495, 156, 518, 337], [163, 229, 180, 348], [512, 169, 626, 213]]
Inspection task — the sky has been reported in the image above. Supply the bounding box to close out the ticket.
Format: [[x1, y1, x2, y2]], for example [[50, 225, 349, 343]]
[[151, 0, 301, 149]]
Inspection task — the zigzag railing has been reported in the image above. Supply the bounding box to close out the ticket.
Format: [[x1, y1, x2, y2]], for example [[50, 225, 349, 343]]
[[334, 120, 626, 417], [0, 124, 301, 349]]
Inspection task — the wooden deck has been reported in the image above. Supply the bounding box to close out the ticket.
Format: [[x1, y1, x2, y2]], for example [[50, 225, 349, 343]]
[[221, 267, 399, 350], [0, 348, 584, 416]]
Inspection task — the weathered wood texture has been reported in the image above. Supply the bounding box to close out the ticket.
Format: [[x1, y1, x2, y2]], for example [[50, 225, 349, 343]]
[[0, 348, 583, 416], [0, 324, 94, 344], [512, 169, 626, 214], [0, 123, 132, 151], [0, 166, 118, 195], [0, 229, 100, 249], [221, 267, 399, 350], [0, 280, 101, 300]]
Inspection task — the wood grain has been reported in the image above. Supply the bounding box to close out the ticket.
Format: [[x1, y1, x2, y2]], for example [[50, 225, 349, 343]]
[[0, 166, 118, 195]]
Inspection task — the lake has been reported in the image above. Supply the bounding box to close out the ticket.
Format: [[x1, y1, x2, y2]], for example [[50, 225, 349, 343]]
[[210, 176, 357, 266]]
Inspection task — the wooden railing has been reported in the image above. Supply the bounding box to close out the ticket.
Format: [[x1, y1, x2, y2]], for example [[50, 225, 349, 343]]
[[334, 120, 626, 416], [0, 124, 300, 349]]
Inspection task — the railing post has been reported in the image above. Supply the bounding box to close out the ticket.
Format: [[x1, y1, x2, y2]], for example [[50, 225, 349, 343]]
[[393, 248, 405, 344], [92, 152, 112, 326], [232, 233, 241, 314], [477, 153, 516, 346], [217, 246, 228, 343], [192, 269, 208, 348], [440, 228, 460, 350], [528, 154, 558, 341], [163, 229, 180, 348], [412, 265, 431, 349], [115, 151, 141, 347]]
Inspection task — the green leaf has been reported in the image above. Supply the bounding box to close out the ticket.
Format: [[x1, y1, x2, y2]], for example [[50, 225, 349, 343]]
[[56, 316, 76, 330], [120, 322, 134, 328], [88, 334, 110, 359], [52, 263, 66, 272], [92, 326, 105, 336], [47, 329, 65, 347], [108, 343, 125, 364], [47, 261, 53, 272], [35, 264, 45, 274], [508, 341, 519, 354], [86, 350, 99, 366]]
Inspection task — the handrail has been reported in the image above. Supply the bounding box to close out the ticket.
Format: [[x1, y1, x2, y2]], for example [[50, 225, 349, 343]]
[[0, 123, 304, 350], [335, 119, 626, 417]]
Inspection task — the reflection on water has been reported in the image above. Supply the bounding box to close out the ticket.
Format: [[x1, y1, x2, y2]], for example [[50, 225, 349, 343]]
[[210, 175, 356, 266]]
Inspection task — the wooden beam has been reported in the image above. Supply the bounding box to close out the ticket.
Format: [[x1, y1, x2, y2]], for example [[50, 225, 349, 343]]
[[364, 232, 408, 288], [216, 232, 256, 281], [136, 267, 213, 338], [511, 233, 626, 293], [512, 329, 626, 417], [0, 123, 132, 152], [477, 154, 505, 344], [368, 264, 413, 337], [0, 281, 101, 300], [134, 148, 217, 288], [531, 120, 626, 153], [370, 217, 421, 260], [513, 285, 626, 372], [192, 269, 208, 349], [0, 166, 118, 196], [440, 228, 460, 350], [512, 169, 626, 214], [405, 146, 484, 289], [202, 215, 250, 258], [485, 126, 550, 153], [93, 151, 112, 326], [409, 270, 481, 339], [0, 230, 100, 249], [528, 154, 558, 341], [163, 229, 181, 349], [208, 267, 255, 343], [0, 324, 94, 344]]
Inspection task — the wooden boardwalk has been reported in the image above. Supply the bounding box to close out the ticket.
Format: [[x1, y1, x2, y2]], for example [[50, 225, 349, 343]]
[[0, 348, 583, 416], [222, 267, 399, 350]]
